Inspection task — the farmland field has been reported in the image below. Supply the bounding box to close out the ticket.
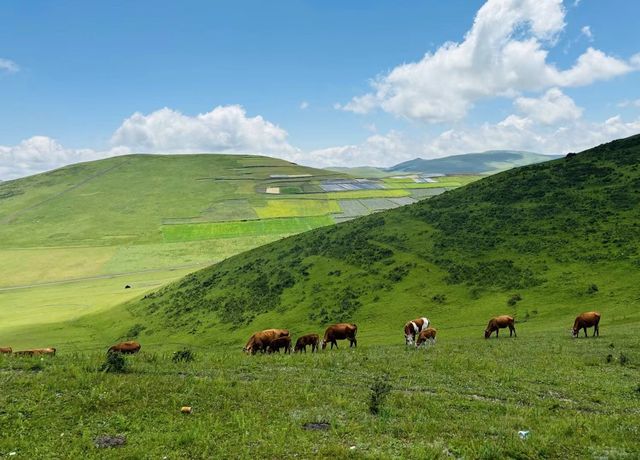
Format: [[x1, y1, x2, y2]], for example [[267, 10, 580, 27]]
[[0, 153, 478, 336]]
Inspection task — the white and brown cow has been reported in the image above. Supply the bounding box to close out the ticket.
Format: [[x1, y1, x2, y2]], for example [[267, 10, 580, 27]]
[[404, 317, 430, 345]]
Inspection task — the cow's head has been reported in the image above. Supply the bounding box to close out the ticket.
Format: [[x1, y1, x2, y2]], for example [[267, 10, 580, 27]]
[[405, 334, 414, 346], [484, 329, 491, 339], [321, 340, 327, 350], [570, 328, 578, 338]]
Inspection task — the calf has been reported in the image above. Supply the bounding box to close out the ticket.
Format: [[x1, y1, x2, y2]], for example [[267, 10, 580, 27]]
[[404, 317, 430, 345], [268, 336, 292, 354], [416, 327, 437, 347], [294, 333, 319, 353], [13, 348, 56, 357], [0, 347, 12, 354], [243, 329, 290, 355]]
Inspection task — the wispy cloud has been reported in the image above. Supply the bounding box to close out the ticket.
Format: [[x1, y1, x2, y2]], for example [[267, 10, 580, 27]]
[[0, 58, 19, 73]]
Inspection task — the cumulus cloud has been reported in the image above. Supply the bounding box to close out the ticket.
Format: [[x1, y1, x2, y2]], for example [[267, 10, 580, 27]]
[[0, 58, 19, 73], [1, 105, 302, 180], [111, 105, 298, 157], [514, 88, 583, 124], [423, 115, 640, 157], [306, 131, 412, 168], [0, 136, 129, 180], [343, 0, 636, 122], [617, 99, 640, 108]]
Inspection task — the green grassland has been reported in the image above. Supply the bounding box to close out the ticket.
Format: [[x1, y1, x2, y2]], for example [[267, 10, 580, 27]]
[[1, 137, 639, 457], [0, 153, 477, 340]]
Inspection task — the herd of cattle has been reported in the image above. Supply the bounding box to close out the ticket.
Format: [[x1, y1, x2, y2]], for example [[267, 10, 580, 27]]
[[0, 311, 601, 357]]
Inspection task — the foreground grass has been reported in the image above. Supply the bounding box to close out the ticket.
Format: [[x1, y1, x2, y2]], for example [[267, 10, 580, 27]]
[[1, 332, 638, 459]]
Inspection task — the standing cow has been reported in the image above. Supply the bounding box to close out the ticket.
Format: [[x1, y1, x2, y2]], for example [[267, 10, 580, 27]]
[[572, 311, 601, 338], [243, 329, 289, 355], [108, 341, 141, 354], [484, 315, 516, 339], [268, 336, 292, 354], [294, 333, 320, 353], [0, 347, 12, 354], [416, 327, 437, 347], [404, 317, 430, 345], [321, 323, 357, 350]]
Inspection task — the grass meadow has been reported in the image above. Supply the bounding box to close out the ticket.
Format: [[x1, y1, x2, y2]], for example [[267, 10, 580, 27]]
[[1, 331, 638, 459]]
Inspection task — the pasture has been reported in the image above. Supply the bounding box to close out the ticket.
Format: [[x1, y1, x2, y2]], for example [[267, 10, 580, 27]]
[[0, 331, 638, 459]]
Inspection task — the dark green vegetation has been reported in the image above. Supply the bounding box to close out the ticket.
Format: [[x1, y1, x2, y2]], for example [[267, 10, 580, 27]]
[[389, 150, 561, 174], [121, 135, 640, 344]]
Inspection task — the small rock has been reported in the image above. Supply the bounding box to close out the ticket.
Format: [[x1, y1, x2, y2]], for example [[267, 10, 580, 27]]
[[302, 422, 330, 431], [518, 430, 530, 440], [9, 452, 17, 457], [181, 406, 192, 414], [350, 446, 357, 450], [94, 435, 126, 448]]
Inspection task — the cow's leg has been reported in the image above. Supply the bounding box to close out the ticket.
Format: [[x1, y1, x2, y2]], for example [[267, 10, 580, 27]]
[[496, 329, 499, 338], [584, 327, 588, 338], [353, 337, 357, 347]]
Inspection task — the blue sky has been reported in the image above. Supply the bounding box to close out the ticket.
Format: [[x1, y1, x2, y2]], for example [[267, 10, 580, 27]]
[[1, 0, 639, 179]]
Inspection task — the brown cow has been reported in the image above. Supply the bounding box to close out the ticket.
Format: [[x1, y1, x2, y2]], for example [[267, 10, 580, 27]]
[[321, 323, 357, 350], [108, 341, 141, 354], [13, 347, 56, 356], [416, 327, 437, 347], [243, 329, 289, 355], [404, 317, 430, 345], [572, 311, 601, 338], [268, 336, 292, 354], [0, 347, 12, 354], [485, 315, 516, 339], [294, 333, 320, 353]]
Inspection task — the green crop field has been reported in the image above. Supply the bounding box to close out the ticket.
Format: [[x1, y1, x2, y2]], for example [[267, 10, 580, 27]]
[[161, 216, 335, 242], [254, 199, 341, 218]]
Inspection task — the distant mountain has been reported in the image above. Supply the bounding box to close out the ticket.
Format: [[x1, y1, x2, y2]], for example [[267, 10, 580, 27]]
[[387, 150, 560, 175]]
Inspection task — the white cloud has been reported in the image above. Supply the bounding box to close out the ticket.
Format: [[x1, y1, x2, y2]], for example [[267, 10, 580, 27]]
[[343, 0, 635, 122], [617, 99, 640, 108], [515, 88, 582, 124], [306, 131, 412, 168], [299, 101, 309, 110], [111, 105, 298, 157], [1, 105, 299, 180], [0, 136, 129, 180], [0, 58, 19, 73], [581, 26, 593, 41], [423, 114, 640, 157]]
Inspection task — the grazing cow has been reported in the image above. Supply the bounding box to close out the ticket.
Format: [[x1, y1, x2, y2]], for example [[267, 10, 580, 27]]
[[0, 347, 12, 354], [294, 333, 320, 353], [403, 317, 430, 345], [572, 311, 601, 338], [485, 315, 516, 339], [108, 341, 141, 354], [243, 329, 289, 355], [268, 336, 292, 354], [416, 327, 437, 347], [321, 323, 357, 350], [13, 347, 56, 356]]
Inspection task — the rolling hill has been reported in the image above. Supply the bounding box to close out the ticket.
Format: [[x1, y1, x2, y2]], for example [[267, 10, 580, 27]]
[[0, 153, 476, 342], [95, 135, 640, 345], [387, 150, 560, 174]]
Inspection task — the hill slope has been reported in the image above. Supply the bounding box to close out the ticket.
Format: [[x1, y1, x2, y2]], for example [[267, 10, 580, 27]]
[[388, 150, 560, 174], [115, 135, 640, 344]]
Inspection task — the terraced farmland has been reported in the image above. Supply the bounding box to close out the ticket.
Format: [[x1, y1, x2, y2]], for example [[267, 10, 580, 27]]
[[0, 154, 478, 339]]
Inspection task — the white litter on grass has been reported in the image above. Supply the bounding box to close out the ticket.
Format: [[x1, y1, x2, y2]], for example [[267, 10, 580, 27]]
[[518, 430, 530, 439], [350, 446, 357, 451]]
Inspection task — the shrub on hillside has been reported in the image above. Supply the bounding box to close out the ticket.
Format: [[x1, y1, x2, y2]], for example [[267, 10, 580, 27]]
[[100, 352, 127, 373], [369, 375, 392, 415], [172, 349, 195, 363]]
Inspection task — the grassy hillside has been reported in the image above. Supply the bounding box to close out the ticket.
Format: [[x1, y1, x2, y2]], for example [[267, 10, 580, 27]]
[[99, 135, 640, 346], [2, 137, 639, 459], [389, 150, 560, 174], [0, 153, 476, 341]]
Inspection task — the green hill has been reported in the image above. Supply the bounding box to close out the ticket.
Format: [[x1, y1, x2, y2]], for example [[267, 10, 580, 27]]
[[106, 135, 640, 345], [388, 150, 560, 174]]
